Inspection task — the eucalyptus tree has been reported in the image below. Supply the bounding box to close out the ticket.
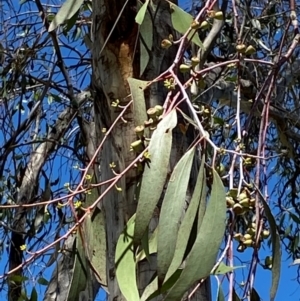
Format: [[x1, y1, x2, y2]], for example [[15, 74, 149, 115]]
[[1, 0, 300, 301]]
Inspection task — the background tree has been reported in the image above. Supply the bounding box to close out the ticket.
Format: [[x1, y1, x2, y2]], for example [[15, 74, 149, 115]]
[[1, 0, 300, 301]]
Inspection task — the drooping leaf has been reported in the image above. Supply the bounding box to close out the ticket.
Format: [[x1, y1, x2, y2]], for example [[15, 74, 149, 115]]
[[139, 3, 153, 76], [30, 287, 38, 301], [212, 262, 245, 275], [136, 226, 158, 262], [135, 0, 149, 25], [115, 214, 139, 301], [8, 275, 29, 283], [233, 289, 241, 301], [37, 277, 49, 286], [217, 281, 225, 301], [66, 234, 87, 301], [83, 174, 107, 286], [48, 0, 84, 32], [163, 169, 226, 301], [157, 147, 195, 282], [165, 156, 205, 281], [141, 270, 182, 301], [134, 110, 177, 244], [197, 156, 207, 232], [167, 1, 204, 49], [128, 78, 148, 127], [250, 288, 261, 301], [261, 198, 281, 301]]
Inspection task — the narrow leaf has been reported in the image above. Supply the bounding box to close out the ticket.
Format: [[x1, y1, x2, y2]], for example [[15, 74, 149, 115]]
[[67, 234, 87, 301], [48, 0, 84, 32], [212, 262, 245, 275], [251, 288, 261, 301], [141, 270, 182, 301], [157, 147, 195, 281], [128, 78, 148, 127], [163, 170, 226, 301], [261, 198, 281, 301], [135, 0, 149, 25], [136, 227, 158, 262], [134, 110, 177, 244], [233, 289, 241, 301], [139, 4, 153, 76], [165, 157, 205, 281], [115, 214, 139, 301], [30, 287, 38, 301], [217, 282, 225, 301], [37, 277, 49, 286], [167, 1, 204, 49], [84, 175, 107, 286]]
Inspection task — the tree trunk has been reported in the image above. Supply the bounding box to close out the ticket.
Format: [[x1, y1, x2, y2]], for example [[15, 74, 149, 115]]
[[92, 0, 211, 300]]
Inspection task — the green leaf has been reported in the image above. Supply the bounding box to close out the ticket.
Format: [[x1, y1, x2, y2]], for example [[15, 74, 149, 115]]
[[66, 234, 87, 301], [261, 198, 281, 301], [128, 78, 148, 128], [157, 147, 195, 281], [136, 227, 158, 262], [165, 157, 205, 281], [233, 289, 241, 301], [8, 275, 28, 283], [30, 287, 38, 301], [141, 270, 182, 301], [115, 214, 139, 301], [213, 262, 245, 275], [251, 288, 261, 301], [197, 156, 207, 232], [163, 169, 226, 301], [135, 0, 149, 25], [134, 110, 177, 244], [63, 9, 79, 34], [139, 3, 153, 76], [37, 277, 49, 286], [167, 1, 204, 49], [217, 282, 225, 301], [288, 211, 300, 224], [48, 0, 84, 32], [84, 175, 107, 286]]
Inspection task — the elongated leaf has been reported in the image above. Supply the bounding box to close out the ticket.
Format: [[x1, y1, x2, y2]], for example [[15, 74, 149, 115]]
[[217, 281, 225, 301], [157, 147, 195, 281], [48, 0, 84, 32], [139, 4, 153, 76], [163, 170, 226, 301], [128, 78, 148, 127], [136, 227, 158, 262], [212, 262, 245, 275], [134, 110, 177, 244], [135, 0, 149, 25], [261, 198, 281, 301], [83, 175, 107, 286], [115, 214, 139, 301], [197, 156, 206, 232], [165, 157, 205, 281], [233, 289, 241, 301], [141, 270, 182, 301], [251, 288, 261, 301], [167, 1, 204, 49], [67, 234, 87, 301]]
